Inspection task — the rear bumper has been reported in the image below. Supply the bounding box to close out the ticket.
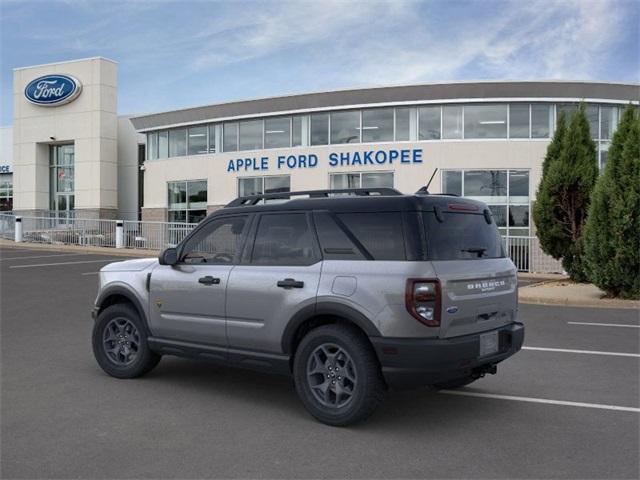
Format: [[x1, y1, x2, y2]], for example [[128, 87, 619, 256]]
[[370, 322, 524, 390]]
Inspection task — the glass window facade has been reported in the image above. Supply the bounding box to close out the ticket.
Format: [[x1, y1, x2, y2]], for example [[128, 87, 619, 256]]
[[395, 107, 411, 141], [310, 113, 329, 145], [362, 108, 393, 143], [292, 116, 303, 147], [142, 102, 624, 161], [238, 175, 291, 202], [442, 170, 462, 196], [147, 132, 158, 160], [419, 106, 441, 140], [187, 126, 208, 156], [442, 105, 463, 139], [531, 104, 552, 138], [168, 128, 187, 157], [509, 104, 529, 138], [329, 171, 394, 189], [223, 122, 239, 152], [600, 106, 619, 140], [442, 169, 530, 236], [265, 117, 291, 149], [168, 180, 207, 223], [239, 120, 263, 151], [49, 144, 75, 218], [158, 131, 168, 159], [208, 124, 216, 153], [330, 110, 360, 144], [0, 173, 13, 211], [464, 104, 507, 139]]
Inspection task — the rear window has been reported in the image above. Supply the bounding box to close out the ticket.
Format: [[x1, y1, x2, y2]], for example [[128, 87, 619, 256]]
[[423, 211, 505, 260]]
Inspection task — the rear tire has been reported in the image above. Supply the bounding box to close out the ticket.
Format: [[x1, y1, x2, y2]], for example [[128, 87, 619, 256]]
[[92, 303, 161, 379], [293, 324, 385, 426]]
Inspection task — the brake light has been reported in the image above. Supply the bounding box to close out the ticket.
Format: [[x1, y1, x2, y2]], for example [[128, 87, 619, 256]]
[[448, 203, 479, 212], [405, 279, 441, 327]]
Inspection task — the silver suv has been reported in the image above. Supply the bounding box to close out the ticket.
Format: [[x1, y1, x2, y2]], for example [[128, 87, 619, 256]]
[[91, 188, 524, 426]]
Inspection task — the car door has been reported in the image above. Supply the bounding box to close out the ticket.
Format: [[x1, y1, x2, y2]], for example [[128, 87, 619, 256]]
[[226, 212, 322, 353], [148, 214, 250, 347]]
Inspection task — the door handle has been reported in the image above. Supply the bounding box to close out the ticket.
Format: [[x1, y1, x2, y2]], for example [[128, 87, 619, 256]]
[[198, 276, 220, 285], [277, 278, 304, 289]]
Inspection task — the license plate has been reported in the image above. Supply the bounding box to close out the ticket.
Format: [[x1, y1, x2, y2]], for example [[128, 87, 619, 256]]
[[479, 331, 499, 357]]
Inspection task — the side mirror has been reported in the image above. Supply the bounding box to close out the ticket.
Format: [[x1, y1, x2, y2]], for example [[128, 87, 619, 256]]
[[159, 247, 178, 266]]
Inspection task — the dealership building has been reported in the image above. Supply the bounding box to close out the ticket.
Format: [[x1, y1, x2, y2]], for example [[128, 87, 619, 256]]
[[4, 57, 638, 239]]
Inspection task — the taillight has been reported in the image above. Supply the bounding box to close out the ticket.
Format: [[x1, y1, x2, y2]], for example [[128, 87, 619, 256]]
[[405, 279, 441, 327]]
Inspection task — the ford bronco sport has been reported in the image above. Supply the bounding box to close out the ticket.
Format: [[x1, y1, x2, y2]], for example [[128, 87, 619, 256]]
[[91, 188, 524, 426]]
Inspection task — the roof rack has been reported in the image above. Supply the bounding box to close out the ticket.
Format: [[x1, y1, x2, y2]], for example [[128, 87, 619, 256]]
[[225, 188, 402, 207]]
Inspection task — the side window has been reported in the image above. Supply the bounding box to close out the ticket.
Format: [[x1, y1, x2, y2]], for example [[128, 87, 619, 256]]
[[313, 212, 366, 260], [337, 212, 406, 260], [182, 216, 248, 264], [251, 213, 318, 265]]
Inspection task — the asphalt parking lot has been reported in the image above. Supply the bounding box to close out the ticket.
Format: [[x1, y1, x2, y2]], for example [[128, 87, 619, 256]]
[[1, 245, 638, 479]]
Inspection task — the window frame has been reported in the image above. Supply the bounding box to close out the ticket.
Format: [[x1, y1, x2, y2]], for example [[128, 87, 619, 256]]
[[167, 179, 208, 224], [237, 175, 291, 200]]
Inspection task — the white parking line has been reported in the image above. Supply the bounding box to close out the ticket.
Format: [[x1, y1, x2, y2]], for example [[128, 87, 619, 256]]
[[523, 346, 640, 358], [9, 259, 120, 269], [568, 321, 640, 329], [439, 390, 640, 413], [0, 253, 88, 261], [81, 272, 99, 275]]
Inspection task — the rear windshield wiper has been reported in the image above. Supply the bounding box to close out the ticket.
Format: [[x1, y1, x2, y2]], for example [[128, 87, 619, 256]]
[[461, 247, 487, 257]]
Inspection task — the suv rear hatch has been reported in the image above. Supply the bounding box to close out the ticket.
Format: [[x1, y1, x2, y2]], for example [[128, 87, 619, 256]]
[[423, 204, 517, 339]]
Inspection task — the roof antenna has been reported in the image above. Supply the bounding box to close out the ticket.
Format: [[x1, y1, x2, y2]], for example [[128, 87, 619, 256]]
[[416, 168, 438, 195]]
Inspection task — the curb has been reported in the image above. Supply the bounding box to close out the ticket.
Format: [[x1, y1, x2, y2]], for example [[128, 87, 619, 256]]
[[518, 290, 640, 310]]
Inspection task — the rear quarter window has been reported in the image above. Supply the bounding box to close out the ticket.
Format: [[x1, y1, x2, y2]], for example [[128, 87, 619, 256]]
[[423, 211, 505, 260], [336, 212, 406, 260]]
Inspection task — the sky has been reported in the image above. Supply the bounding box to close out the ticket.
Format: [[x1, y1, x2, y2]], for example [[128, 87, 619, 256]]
[[0, 0, 638, 126]]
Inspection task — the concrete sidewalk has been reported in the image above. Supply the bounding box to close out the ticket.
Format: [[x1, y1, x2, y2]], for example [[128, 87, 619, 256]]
[[519, 278, 640, 310]]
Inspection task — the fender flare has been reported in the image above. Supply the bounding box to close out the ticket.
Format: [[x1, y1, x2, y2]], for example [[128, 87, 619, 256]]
[[95, 285, 151, 335], [281, 301, 381, 354]]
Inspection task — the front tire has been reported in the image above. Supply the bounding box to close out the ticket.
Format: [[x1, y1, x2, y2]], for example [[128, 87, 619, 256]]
[[293, 324, 385, 426], [92, 303, 161, 379]]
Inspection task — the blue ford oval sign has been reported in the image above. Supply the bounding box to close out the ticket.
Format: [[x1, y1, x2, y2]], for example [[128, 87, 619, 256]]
[[24, 74, 82, 106]]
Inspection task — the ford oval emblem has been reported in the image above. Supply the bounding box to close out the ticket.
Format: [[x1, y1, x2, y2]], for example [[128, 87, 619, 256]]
[[446, 306, 459, 314], [24, 74, 82, 106]]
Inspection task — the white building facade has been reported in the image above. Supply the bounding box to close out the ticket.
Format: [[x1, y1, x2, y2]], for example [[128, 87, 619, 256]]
[[4, 57, 638, 240]]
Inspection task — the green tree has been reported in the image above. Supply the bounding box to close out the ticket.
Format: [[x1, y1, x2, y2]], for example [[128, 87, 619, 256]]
[[533, 105, 598, 281], [532, 112, 567, 263], [584, 106, 640, 299]]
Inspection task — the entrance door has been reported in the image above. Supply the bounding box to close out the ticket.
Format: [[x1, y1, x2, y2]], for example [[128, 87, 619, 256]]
[[50, 144, 75, 223], [148, 214, 250, 346]]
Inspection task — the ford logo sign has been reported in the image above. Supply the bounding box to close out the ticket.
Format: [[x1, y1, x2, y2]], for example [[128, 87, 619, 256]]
[[24, 74, 82, 106]]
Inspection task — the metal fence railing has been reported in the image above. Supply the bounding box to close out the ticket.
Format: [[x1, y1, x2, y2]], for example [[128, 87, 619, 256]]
[[122, 220, 197, 250], [0, 213, 15, 240], [503, 235, 564, 274], [1, 214, 564, 274], [20, 216, 118, 247]]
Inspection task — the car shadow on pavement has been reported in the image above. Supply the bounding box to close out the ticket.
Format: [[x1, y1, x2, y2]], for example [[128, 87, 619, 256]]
[[125, 356, 505, 431]]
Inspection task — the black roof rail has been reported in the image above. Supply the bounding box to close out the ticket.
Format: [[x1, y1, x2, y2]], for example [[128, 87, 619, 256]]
[[225, 188, 403, 207]]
